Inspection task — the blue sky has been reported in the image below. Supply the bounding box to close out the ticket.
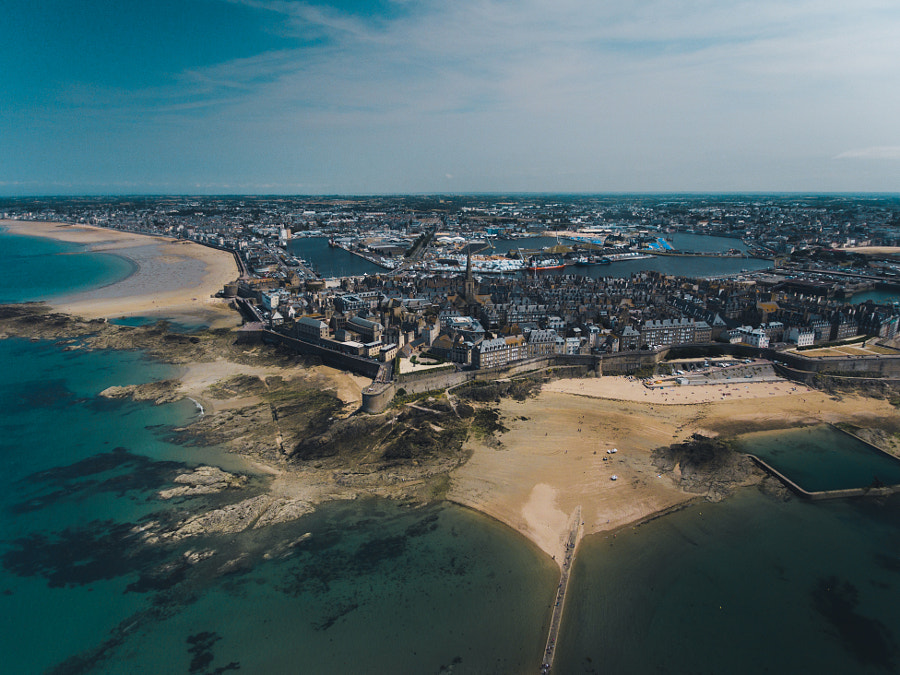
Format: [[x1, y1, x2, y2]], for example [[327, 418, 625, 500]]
[[2, 0, 899, 194]]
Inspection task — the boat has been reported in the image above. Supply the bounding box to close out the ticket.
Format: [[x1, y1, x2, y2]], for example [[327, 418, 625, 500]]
[[574, 255, 612, 266], [526, 257, 565, 271]]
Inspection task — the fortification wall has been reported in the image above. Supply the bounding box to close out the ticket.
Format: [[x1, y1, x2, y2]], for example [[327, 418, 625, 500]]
[[262, 330, 383, 378], [362, 382, 396, 413]]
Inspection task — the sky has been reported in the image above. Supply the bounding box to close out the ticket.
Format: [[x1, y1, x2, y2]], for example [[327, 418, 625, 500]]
[[2, 0, 899, 195]]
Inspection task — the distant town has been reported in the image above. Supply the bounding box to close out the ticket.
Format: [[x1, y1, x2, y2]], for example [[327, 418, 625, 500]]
[[4, 194, 899, 404]]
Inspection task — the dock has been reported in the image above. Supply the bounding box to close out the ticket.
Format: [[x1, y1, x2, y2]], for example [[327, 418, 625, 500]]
[[540, 506, 584, 674]]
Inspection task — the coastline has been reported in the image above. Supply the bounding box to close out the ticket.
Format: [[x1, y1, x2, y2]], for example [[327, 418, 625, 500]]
[[448, 376, 900, 565], [4, 221, 899, 573], [0, 219, 240, 328]]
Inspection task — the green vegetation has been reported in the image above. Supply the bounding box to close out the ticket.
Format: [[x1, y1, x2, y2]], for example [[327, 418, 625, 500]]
[[631, 365, 656, 379], [425, 473, 453, 501], [458, 377, 541, 402], [391, 388, 448, 407], [796, 334, 873, 351], [203, 374, 267, 399], [404, 228, 436, 258], [835, 422, 861, 433]]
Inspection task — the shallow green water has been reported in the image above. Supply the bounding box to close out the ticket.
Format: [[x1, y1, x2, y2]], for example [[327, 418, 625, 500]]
[[0, 337, 557, 674], [733, 425, 900, 492], [0, 229, 133, 303]]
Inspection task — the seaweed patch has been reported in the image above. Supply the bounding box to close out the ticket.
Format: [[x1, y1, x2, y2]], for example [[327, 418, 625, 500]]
[[10, 447, 186, 513], [187, 631, 240, 675], [1, 519, 167, 588], [812, 575, 896, 670]]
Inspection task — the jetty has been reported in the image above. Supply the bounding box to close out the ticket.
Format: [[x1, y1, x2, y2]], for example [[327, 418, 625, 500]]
[[541, 506, 584, 674]]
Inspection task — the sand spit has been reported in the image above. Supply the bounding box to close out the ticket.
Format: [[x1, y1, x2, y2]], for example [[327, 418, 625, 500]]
[[449, 376, 899, 564], [1, 220, 239, 328]]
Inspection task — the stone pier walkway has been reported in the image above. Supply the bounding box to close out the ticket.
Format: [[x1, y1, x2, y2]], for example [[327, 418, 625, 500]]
[[540, 506, 584, 674]]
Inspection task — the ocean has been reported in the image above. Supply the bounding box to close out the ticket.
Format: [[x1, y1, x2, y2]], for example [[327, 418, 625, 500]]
[[0, 230, 557, 674], [0, 231, 134, 304], [555, 488, 900, 674]]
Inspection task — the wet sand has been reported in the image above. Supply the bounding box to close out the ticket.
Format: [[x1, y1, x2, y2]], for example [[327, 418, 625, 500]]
[[449, 376, 898, 565], [1, 220, 240, 328]]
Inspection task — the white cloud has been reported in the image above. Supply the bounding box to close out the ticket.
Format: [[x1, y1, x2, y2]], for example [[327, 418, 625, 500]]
[[15, 0, 900, 192]]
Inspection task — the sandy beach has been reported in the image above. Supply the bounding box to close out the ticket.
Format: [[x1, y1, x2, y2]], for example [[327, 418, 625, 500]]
[[449, 376, 899, 564], [1, 220, 240, 328]]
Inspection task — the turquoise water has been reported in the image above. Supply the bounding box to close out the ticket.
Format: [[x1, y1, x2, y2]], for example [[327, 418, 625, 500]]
[[0, 230, 134, 303], [0, 231, 557, 673], [732, 425, 900, 492], [0, 337, 557, 673], [557, 488, 900, 674]]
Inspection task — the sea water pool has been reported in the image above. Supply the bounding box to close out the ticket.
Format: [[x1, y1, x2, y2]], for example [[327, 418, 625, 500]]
[[732, 424, 900, 493]]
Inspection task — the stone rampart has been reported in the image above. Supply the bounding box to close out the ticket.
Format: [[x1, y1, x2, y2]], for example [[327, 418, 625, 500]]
[[262, 330, 383, 378], [361, 382, 396, 413]]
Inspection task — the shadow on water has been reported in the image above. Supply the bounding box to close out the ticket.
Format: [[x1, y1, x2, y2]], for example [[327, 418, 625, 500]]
[[812, 576, 896, 671]]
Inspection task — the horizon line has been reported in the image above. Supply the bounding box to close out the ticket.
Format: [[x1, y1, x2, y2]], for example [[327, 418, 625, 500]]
[[3, 190, 900, 200]]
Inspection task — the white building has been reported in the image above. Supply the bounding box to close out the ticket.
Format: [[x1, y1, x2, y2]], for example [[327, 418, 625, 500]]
[[786, 327, 815, 347]]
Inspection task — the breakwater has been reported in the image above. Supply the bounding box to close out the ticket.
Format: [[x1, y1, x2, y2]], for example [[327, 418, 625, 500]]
[[748, 454, 900, 501], [541, 507, 583, 674]]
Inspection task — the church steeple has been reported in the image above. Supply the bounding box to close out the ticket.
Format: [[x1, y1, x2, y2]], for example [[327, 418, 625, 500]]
[[464, 248, 476, 304]]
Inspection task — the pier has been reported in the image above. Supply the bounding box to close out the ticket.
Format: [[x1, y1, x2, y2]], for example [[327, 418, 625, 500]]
[[541, 506, 584, 674]]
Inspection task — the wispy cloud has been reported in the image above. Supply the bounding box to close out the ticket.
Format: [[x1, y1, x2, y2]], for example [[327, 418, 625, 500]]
[[183, 1, 900, 121], [8, 0, 900, 192]]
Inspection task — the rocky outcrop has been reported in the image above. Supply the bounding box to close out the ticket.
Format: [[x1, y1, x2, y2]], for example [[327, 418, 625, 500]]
[[168, 494, 314, 540], [653, 434, 764, 502], [157, 465, 248, 499], [100, 380, 183, 405]]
